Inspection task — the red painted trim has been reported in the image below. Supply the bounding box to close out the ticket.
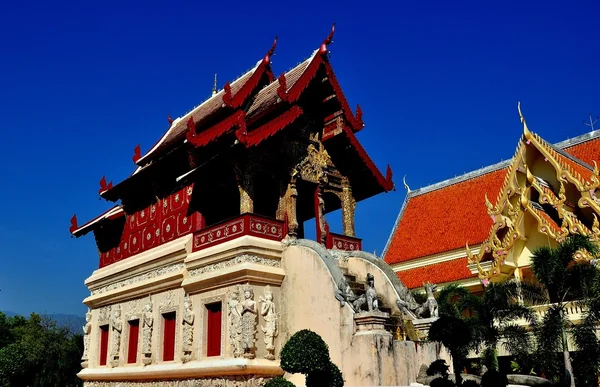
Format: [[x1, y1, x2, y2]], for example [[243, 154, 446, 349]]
[[162, 312, 176, 361], [341, 124, 394, 192], [277, 72, 288, 101], [168, 115, 174, 125], [192, 213, 284, 252], [99, 325, 109, 366], [314, 186, 323, 244], [322, 61, 364, 131], [243, 106, 303, 147], [69, 214, 78, 234], [186, 111, 246, 148], [325, 231, 362, 251], [132, 145, 141, 164], [127, 319, 139, 364], [206, 302, 222, 357], [99, 176, 113, 195]]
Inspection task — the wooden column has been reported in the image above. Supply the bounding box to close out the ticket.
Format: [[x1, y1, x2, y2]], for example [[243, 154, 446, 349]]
[[314, 183, 327, 245], [234, 163, 254, 214], [341, 177, 356, 237]]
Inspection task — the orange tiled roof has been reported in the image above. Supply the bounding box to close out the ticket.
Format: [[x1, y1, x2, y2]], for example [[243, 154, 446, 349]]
[[563, 137, 600, 166], [384, 168, 506, 264], [396, 258, 476, 289]]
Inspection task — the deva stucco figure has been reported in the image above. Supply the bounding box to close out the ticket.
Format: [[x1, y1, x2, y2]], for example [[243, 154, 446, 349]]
[[81, 309, 92, 365], [240, 285, 258, 359], [415, 282, 439, 318], [142, 298, 153, 365], [228, 287, 243, 357], [259, 285, 278, 360], [110, 306, 122, 366], [181, 294, 195, 362], [353, 273, 379, 312]]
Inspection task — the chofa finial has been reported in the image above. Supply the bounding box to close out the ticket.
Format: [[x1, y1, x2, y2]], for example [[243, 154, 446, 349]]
[[402, 175, 411, 193], [518, 101, 531, 135]]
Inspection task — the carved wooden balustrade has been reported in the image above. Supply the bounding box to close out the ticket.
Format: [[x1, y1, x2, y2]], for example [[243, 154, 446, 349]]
[[326, 231, 362, 251]]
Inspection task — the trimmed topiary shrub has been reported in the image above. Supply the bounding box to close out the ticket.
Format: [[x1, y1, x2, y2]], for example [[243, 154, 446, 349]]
[[280, 329, 331, 374], [304, 361, 343, 387], [263, 377, 295, 387], [427, 359, 450, 377], [430, 377, 455, 387]]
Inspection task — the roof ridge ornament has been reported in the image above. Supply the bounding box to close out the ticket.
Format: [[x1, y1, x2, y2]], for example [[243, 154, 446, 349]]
[[517, 101, 531, 136], [133, 144, 141, 163], [319, 22, 336, 54], [402, 175, 411, 193], [212, 74, 218, 96], [69, 214, 78, 235], [263, 35, 278, 65]]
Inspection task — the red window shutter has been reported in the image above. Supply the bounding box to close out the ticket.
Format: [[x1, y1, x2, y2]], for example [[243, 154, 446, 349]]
[[127, 320, 140, 364], [206, 302, 222, 357], [99, 325, 109, 366], [162, 312, 176, 361]]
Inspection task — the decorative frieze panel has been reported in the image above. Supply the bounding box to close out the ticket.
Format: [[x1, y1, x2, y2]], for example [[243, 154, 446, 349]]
[[188, 255, 280, 277], [192, 214, 284, 252], [90, 263, 185, 296], [326, 232, 362, 251], [99, 184, 203, 269], [83, 376, 268, 387]]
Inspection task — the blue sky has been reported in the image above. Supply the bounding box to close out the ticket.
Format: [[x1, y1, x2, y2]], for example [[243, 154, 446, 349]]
[[0, 0, 598, 316]]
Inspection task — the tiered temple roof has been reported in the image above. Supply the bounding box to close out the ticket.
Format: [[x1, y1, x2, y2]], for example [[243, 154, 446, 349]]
[[71, 26, 394, 268], [384, 113, 600, 289]]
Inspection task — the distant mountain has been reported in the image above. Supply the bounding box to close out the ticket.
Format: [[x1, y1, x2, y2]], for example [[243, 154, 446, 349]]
[[2, 311, 84, 335]]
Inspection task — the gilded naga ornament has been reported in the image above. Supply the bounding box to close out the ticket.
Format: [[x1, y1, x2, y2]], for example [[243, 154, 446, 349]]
[[259, 285, 278, 360], [142, 298, 153, 365], [181, 294, 195, 363], [228, 286, 243, 357], [240, 284, 258, 358]]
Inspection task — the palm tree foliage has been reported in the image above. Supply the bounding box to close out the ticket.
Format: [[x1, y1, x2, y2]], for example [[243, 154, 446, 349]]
[[434, 281, 534, 371], [528, 235, 600, 386]]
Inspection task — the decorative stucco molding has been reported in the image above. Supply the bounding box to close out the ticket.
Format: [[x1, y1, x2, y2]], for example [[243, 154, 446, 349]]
[[83, 376, 269, 387], [188, 255, 280, 277], [91, 263, 185, 296]]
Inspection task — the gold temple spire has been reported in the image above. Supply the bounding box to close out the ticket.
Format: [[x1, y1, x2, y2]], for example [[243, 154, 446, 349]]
[[212, 74, 218, 96]]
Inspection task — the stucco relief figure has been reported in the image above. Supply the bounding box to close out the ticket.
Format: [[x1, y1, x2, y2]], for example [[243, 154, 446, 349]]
[[81, 309, 92, 364], [181, 294, 194, 362], [241, 285, 258, 359], [353, 273, 379, 312], [142, 299, 153, 365], [259, 285, 278, 360], [415, 282, 439, 318], [110, 306, 122, 366], [228, 286, 243, 357], [334, 277, 357, 309]]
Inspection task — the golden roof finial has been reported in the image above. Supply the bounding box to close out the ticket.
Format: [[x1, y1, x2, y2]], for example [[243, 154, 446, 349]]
[[403, 175, 411, 193], [212, 74, 218, 96], [518, 101, 531, 136], [484, 193, 494, 211]]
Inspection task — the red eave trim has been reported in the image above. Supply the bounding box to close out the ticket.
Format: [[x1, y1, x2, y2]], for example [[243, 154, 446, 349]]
[[223, 37, 277, 108], [341, 124, 394, 191], [241, 106, 303, 147], [70, 206, 124, 237], [186, 111, 246, 148], [322, 61, 364, 132]]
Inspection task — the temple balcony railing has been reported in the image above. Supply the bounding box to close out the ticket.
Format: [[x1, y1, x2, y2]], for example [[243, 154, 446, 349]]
[[191, 213, 362, 253], [191, 213, 285, 252]]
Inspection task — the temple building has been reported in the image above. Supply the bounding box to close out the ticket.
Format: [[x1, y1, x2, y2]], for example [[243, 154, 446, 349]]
[[384, 105, 600, 307], [71, 27, 446, 387]]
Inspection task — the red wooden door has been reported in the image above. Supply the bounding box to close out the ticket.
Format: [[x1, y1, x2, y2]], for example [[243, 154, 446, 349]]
[[206, 303, 222, 357], [99, 325, 109, 366], [127, 320, 139, 364], [162, 312, 176, 361]]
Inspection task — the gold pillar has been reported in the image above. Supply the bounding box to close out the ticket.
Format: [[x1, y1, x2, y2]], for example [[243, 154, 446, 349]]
[[286, 176, 299, 238], [341, 178, 356, 237], [316, 182, 327, 245], [234, 163, 254, 214]]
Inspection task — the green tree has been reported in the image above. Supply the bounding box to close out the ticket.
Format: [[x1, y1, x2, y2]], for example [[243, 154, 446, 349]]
[[429, 316, 472, 386], [528, 235, 600, 387]]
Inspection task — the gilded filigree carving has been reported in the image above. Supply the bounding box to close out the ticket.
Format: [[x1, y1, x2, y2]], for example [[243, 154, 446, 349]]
[[90, 263, 185, 296], [316, 184, 327, 245], [341, 177, 356, 237], [286, 176, 299, 238], [234, 162, 254, 214], [228, 286, 243, 357], [81, 309, 92, 366], [188, 254, 280, 277], [181, 294, 194, 363], [141, 298, 153, 365], [240, 285, 258, 358], [259, 285, 278, 360], [110, 305, 122, 366]]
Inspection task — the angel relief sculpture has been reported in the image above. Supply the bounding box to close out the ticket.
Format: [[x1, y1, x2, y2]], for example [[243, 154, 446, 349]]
[[240, 285, 258, 358], [228, 286, 243, 357], [259, 285, 278, 360], [181, 294, 195, 362]]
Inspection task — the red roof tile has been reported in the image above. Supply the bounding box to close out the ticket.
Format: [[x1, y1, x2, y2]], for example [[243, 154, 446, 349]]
[[396, 257, 476, 289], [384, 168, 507, 264], [563, 137, 600, 166]]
